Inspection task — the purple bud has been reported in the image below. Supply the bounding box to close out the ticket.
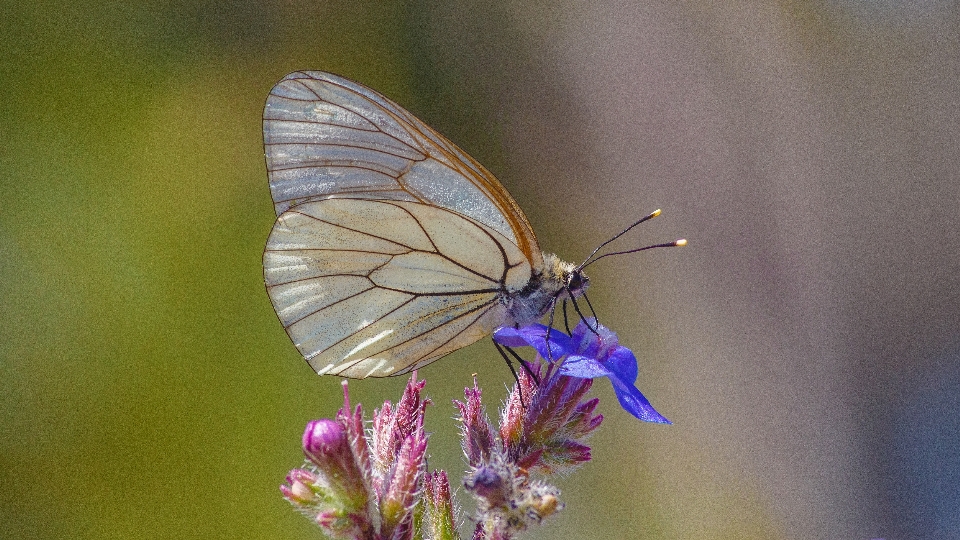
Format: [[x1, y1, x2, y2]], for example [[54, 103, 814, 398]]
[[300, 419, 371, 514], [303, 419, 348, 462], [499, 364, 540, 451], [424, 470, 452, 510]]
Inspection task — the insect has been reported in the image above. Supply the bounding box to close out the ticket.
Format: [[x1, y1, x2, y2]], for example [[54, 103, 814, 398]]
[[262, 71, 681, 379]]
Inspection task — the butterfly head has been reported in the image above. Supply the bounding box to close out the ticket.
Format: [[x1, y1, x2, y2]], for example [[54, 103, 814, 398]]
[[565, 268, 590, 299], [550, 257, 590, 300]]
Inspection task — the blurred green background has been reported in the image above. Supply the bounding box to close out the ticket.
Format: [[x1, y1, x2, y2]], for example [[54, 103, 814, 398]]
[[3, 1, 959, 539]]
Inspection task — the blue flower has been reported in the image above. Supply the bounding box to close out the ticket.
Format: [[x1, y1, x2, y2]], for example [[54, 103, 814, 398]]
[[493, 320, 671, 424]]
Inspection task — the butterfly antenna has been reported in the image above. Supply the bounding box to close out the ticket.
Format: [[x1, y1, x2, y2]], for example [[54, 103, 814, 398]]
[[581, 238, 686, 270], [578, 209, 664, 270]]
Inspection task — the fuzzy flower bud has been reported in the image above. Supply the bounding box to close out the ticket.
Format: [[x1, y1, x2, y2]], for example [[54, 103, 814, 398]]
[[301, 419, 370, 508], [464, 452, 563, 539], [282, 375, 432, 540], [280, 468, 320, 505], [379, 415, 428, 539], [423, 471, 458, 540], [454, 377, 496, 467], [500, 363, 602, 475]]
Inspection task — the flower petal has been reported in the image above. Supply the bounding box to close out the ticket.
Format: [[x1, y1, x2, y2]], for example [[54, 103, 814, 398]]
[[493, 324, 572, 360], [609, 378, 671, 424], [558, 355, 613, 379], [571, 318, 620, 359], [603, 346, 639, 384]]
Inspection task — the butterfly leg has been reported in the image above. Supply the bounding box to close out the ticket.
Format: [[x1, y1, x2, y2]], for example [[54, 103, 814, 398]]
[[494, 341, 521, 384], [569, 292, 599, 335], [544, 296, 560, 362], [582, 291, 600, 326], [510, 347, 541, 386], [494, 341, 539, 406]]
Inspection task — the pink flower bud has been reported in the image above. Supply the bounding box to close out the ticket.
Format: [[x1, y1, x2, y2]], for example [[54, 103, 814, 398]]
[[455, 378, 496, 466], [280, 468, 319, 505], [300, 418, 370, 514], [302, 419, 348, 463]]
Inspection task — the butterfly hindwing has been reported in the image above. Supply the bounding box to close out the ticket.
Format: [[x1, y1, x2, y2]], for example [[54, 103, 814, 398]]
[[263, 198, 529, 377]]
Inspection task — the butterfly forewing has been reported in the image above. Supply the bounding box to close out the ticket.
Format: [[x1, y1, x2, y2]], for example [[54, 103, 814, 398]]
[[263, 71, 542, 269]]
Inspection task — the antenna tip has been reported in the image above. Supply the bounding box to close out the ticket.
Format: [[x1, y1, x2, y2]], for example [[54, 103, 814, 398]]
[[675, 238, 687, 247], [651, 209, 662, 217]]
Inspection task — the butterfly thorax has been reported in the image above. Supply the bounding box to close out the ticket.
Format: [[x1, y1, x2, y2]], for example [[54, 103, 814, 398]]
[[501, 253, 589, 327]]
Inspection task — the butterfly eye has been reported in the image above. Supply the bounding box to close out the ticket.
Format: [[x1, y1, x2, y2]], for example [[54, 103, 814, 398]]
[[567, 271, 589, 294]]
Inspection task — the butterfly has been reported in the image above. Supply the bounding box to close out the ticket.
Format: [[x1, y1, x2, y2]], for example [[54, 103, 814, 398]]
[[262, 71, 679, 379]]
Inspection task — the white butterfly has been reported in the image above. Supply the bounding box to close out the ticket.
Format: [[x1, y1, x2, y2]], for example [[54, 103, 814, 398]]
[[262, 71, 591, 379]]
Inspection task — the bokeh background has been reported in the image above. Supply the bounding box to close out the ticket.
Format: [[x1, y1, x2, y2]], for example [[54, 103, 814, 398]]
[[3, 1, 959, 539]]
